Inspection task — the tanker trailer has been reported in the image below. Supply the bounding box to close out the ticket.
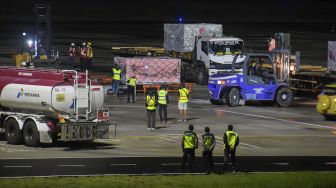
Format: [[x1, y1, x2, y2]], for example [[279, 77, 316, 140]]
[[0, 67, 109, 146]]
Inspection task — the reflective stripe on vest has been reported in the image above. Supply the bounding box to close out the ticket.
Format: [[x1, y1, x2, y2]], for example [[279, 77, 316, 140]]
[[179, 88, 189, 103], [203, 134, 214, 150], [158, 90, 167, 104], [225, 131, 238, 150], [113, 68, 121, 81], [146, 95, 156, 110], [128, 78, 136, 86], [183, 132, 196, 149]]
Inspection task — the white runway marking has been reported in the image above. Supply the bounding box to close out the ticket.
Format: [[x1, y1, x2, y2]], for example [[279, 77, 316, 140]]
[[3, 165, 32, 168], [200, 108, 336, 130], [57, 165, 85, 167], [109, 164, 136, 166]]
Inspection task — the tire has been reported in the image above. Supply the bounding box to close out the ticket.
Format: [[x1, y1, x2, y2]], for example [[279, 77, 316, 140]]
[[197, 66, 208, 85], [5, 118, 22, 145], [23, 121, 40, 147], [275, 87, 293, 107], [226, 88, 240, 107]]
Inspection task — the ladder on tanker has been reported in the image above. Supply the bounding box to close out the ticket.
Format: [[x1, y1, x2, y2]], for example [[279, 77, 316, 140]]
[[62, 70, 92, 121]]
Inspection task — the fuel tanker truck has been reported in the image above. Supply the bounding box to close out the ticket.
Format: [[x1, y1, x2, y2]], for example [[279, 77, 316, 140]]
[[0, 67, 109, 146]]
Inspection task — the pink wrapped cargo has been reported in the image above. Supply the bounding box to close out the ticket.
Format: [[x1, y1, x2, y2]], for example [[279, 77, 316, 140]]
[[114, 57, 181, 84]]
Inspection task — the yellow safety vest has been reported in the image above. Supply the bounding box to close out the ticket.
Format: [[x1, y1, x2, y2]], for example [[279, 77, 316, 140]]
[[158, 90, 167, 105], [183, 131, 197, 149], [202, 134, 215, 150], [112, 68, 121, 81], [224, 131, 238, 150], [87, 46, 93, 58], [179, 88, 189, 103], [146, 95, 156, 110], [128, 77, 136, 86]]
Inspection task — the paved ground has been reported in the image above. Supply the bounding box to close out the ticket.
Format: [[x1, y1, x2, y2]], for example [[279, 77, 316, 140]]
[[1, 85, 336, 159], [1, 156, 335, 177]]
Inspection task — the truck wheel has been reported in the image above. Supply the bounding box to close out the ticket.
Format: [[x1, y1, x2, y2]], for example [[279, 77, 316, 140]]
[[5, 119, 22, 145], [197, 66, 208, 85], [275, 87, 293, 107], [226, 88, 240, 107], [23, 121, 40, 147]]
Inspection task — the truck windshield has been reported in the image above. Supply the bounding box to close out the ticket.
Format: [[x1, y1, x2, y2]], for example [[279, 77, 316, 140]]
[[209, 41, 243, 55]]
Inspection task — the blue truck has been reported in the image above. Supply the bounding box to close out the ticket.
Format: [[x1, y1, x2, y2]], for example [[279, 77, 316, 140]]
[[208, 54, 293, 107]]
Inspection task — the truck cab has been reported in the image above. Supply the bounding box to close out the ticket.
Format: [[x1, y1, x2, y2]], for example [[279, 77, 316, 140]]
[[195, 37, 246, 84], [208, 54, 293, 107]]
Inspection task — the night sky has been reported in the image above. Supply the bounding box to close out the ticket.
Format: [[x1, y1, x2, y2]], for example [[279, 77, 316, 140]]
[[0, 0, 335, 22]]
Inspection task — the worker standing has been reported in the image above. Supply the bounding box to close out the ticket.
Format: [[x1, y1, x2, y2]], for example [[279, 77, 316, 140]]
[[86, 42, 93, 71], [126, 76, 137, 103], [202, 127, 216, 173], [181, 124, 198, 172], [68, 42, 76, 69], [158, 86, 169, 123], [145, 87, 158, 130], [178, 83, 190, 122], [223, 124, 240, 172], [111, 65, 122, 97], [80, 42, 87, 71]]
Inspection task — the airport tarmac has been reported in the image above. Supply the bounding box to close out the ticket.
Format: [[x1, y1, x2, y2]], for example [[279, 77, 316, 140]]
[[1, 85, 336, 159]]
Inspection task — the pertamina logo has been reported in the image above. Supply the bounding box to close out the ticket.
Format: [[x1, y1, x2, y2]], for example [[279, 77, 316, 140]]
[[17, 88, 40, 98]]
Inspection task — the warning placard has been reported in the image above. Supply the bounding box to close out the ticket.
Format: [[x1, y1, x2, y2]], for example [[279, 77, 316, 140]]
[[97, 109, 109, 122]]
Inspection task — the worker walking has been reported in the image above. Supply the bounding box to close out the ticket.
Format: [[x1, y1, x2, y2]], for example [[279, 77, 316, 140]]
[[111, 65, 122, 97], [86, 42, 93, 70], [178, 83, 190, 122], [80, 42, 87, 71], [157, 86, 169, 123], [146, 87, 158, 130], [202, 127, 216, 173], [223, 124, 240, 172], [181, 124, 198, 172], [68, 43, 76, 69], [126, 76, 137, 102]]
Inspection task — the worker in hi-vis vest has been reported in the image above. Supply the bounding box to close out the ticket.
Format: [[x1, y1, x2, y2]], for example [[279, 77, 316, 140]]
[[157, 86, 169, 123], [177, 83, 190, 122], [223, 124, 240, 172], [145, 86, 158, 130], [111, 64, 122, 97], [126, 76, 137, 102], [202, 126, 216, 173], [181, 124, 198, 171]]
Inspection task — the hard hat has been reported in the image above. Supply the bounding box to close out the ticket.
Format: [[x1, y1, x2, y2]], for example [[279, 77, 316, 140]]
[[71, 43, 75, 46], [82, 42, 86, 46], [87, 42, 92, 46]]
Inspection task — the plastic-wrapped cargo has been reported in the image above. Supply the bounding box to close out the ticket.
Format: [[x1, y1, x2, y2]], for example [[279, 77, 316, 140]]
[[328, 41, 336, 71], [114, 57, 181, 84], [164, 23, 223, 52]]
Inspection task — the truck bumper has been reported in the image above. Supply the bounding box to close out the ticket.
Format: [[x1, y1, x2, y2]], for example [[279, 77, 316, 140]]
[[58, 122, 110, 141]]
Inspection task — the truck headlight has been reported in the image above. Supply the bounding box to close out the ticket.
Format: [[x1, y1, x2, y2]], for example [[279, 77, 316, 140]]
[[217, 80, 225, 85]]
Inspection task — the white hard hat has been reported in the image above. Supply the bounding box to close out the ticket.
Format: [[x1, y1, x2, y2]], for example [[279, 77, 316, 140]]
[[71, 43, 75, 46], [82, 42, 86, 46]]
